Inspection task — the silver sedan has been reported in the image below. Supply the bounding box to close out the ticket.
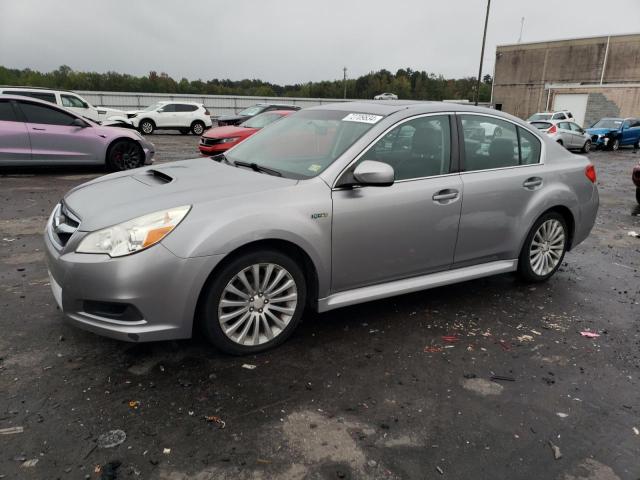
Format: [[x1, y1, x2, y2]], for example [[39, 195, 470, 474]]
[[45, 101, 599, 354]]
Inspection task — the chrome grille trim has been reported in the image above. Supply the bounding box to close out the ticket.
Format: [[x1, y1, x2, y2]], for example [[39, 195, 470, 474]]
[[48, 203, 81, 250]]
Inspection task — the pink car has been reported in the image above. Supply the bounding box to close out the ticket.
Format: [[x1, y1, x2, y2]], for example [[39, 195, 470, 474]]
[[0, 94, 154, 170]]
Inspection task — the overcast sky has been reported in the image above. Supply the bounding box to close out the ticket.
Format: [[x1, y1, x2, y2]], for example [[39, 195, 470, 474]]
[[1, 0, 639, 85]]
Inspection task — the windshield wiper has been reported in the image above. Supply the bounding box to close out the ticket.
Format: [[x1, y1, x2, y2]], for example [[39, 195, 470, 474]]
[[234, 161, 282, 177], [211, 153, 233, 165]]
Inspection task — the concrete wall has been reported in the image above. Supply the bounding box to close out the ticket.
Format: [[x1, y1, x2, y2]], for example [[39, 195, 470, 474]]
[[548, 87, 640, 127], [492, 34, 640, 119]]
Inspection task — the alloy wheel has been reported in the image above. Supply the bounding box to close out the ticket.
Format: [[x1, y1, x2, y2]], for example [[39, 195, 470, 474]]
[[111, 142, 142, 170], [218, 263, 298, 346], [529, 219, 565, 276], [141, 121, 153, 134], [192, 123, 204, 135]]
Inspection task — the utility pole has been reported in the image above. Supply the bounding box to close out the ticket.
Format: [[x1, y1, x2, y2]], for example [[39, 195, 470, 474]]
[[518, 17, 525, 43], [475, 0, 491, 106], [343, 67, 347, 99]]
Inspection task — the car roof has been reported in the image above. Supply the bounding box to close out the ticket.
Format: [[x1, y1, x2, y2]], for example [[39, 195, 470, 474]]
[[0, 93, 93, 120], [0, 85, 78, 94], [254, 103, 301, 108]]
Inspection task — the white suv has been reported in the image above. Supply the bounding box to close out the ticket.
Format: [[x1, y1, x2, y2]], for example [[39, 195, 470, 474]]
[[0, 86, 124, 122], [527, 110, 573, 122], [128, 102, 213, 135]]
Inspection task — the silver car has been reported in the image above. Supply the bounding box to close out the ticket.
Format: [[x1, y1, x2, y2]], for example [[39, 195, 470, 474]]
[[45, 102, 599, 354], [530, 119, 592, 153]]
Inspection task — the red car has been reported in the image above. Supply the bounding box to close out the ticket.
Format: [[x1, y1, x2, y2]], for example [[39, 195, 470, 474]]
[[199, 110, 293, 155]]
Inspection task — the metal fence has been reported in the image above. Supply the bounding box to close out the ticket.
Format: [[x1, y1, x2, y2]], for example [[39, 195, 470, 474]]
[[75, 91, 352, 116]]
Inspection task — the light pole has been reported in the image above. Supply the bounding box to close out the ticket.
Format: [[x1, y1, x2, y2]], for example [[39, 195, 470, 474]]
[[475, 0, 491, 106], [343, 67, 347, 99]]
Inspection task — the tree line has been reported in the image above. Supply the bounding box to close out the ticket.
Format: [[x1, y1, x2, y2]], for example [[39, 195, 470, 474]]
[[0, 65, 492, 102]]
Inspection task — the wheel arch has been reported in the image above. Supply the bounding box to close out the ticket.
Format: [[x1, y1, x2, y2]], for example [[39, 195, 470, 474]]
[[138, 117, 155, 129], [521, 205, 576, 254], [194, 238, 321, 325]]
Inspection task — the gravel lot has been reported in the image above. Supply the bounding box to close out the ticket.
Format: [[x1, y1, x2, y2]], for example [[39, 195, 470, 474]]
[[1, 134, 639, 480]]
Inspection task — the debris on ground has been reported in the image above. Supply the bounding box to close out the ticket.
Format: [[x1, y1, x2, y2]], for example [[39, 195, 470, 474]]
[[242, 364, 257, 370], [97, 429, 127, 449], [436, 465, 444, 475], [633, 427, 639, 436], [98, 460, 121, 480], [548, 441, 562, 460], [128, 400, 140, 409], [627, 231, 640, 238], [424, 346, 443, 353], [580, 331, 600, 338], [204, 415, 226, 429], [498, 340, 511, 351], [441, 335, 459, 343], [557, 412, 569, 418], [21, 458, 39, 468], [163, 448, 171, 455], [0, 426, 24, 435], [490, 375, 515, 382], [517, 335, 534, 343]]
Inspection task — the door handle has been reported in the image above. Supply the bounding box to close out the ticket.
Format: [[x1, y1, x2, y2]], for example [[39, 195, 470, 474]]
[[432, 189, 459, 202], [32, 127, 46, 131], [523, 177, 543, 189]]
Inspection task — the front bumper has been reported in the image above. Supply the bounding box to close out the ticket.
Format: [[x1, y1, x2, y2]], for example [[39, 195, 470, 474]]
[[44, 226, 223, 342], [143, 145, 155, 164], [198, 142, 231, 155]]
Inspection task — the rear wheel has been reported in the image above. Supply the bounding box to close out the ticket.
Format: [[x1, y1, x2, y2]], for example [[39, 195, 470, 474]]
[[518, 212, 568, 282], [139, 119, 154, 135], [581, 140, 591, 153], [191, 121, 205, 135], [199, 250, 307, 355], [107, 140, 144, 171]]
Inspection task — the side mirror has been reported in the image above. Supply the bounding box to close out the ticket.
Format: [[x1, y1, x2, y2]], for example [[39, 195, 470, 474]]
[[352, 160, 394, 187], [71, 118, 88, 128]]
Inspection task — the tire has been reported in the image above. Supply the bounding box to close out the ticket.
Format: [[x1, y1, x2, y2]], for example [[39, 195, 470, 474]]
[[581, 140, 591, 153], [179, 128, 190, 135], [610, 138, 620, 151], [106, 140, 145, 171], [191, 121, 205, 135], [139, 119, 155, 135], [517, 212, 568, 283], [199, 249, 307, 355], [636, 187, 640, 205]]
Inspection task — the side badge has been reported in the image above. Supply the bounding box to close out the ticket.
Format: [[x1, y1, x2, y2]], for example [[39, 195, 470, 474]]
[[311, 212, 329, 220]]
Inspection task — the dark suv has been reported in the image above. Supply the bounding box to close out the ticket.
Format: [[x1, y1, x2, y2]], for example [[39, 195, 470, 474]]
[[216, 103, 300, 126]]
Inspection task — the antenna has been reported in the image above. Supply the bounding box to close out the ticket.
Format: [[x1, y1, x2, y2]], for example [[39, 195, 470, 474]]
[[518, 17, 525, 43]]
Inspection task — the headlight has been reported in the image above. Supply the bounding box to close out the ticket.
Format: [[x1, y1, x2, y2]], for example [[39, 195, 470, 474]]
[[76, 206, 191, 257], [598, 134, 604, 138], [220, 137, 239, 143]]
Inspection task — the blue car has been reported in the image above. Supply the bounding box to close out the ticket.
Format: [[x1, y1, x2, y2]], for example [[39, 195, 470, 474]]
[[586, 117, 640, 151]]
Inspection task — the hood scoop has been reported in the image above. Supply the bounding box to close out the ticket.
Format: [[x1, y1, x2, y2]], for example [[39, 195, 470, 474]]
[[133, 169, 174, 186]]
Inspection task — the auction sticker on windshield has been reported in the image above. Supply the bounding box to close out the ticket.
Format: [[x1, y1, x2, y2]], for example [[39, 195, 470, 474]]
[[342, 113, 383, 124]]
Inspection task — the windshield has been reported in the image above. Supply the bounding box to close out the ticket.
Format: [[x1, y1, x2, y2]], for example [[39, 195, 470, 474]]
[[528, 113, 552, 121], [591, 119, 622, 129], [225, 110, 381, 179], [142, 102, 163, 112], [238, 105, 264, 116], [241, 112, 285, 129]]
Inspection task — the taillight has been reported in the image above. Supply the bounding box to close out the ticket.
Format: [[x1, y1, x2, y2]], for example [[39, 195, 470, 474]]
[[585, 164, 596, 183], [204, 109, 210, 116], [548, 124, 557, 134]]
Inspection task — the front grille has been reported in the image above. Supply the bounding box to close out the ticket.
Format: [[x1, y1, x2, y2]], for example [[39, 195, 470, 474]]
[[591, 135, 600, 142], [201, 137, 221, 146], [50, 203, 80, 248]]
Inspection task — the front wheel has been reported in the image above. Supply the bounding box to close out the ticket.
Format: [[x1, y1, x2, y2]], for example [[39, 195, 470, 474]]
[[199, 250, 307, 355], [106, 140, 144, 171], [610, 138, 620, 151], [191, 121, 205, 135], [518, 212, 568, 282], [581, 140, 591, 153], [139, 119, 154, 135]]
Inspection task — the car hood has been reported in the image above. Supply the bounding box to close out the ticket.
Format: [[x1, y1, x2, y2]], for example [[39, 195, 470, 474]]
[[203, 125, 256, 139], [586, 128, 617, 135], [64, 158, 297, 231]]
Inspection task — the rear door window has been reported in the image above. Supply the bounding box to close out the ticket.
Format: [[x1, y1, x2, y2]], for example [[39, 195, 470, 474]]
[[17, 101, 76, 126], [159, 104, 176, 112], [0, 101, 18, 122], [176, 104, 198, 112], [61, 94, 87, 108], [460, 115, 519, 171], [569, 123, 583, 133]]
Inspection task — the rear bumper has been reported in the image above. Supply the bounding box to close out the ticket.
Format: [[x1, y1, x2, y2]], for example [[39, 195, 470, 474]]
[[44, 230, 223, 342]]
